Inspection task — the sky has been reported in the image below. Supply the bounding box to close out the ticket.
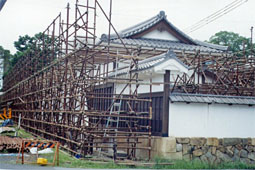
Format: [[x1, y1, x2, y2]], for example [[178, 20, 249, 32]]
[[0, 0, 254, 53]]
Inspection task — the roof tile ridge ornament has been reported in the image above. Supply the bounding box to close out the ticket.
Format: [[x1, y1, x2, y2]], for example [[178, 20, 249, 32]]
[[100, 34, 108, 41], [165, 50, 176, 58], [165, 50, 189, 69], [158, 11, 166, 19]]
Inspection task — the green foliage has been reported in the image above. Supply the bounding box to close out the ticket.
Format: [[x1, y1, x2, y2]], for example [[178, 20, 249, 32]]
[[14, 35, 35, 52], [208, 31, 255, 56], [1, 32, 61, 79], [0, 46, 11, 59], [0, 45, 12, 75]]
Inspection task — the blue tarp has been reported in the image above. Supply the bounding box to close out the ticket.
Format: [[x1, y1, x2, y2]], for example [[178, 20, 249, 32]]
[[1, 119, 13, 127]]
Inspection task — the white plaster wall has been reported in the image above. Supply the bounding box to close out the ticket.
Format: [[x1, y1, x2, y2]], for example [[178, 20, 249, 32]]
[[115, 73, 164, 94], [186, 70, 214, 84], [141, 29, 179, 41], [169, 102, 255, 138], [115, 72, 183, 94]]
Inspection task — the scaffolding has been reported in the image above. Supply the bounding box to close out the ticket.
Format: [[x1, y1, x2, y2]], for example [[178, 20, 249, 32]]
[[0, 0, 158, 160], [1, 0, 255, 161]]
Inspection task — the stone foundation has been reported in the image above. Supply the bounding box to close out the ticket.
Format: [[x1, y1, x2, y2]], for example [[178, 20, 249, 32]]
[[137, 137, 255, 164]]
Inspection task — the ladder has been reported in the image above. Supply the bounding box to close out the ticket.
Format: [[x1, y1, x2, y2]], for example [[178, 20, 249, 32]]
[[99, 97, 122, 159], [104, 97, 122, 137], [104, 52, 122, 137]]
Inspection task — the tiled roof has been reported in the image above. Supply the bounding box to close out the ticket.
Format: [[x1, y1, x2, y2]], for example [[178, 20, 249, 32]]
[[101, 11, 228, 52], [0, 0, 7, 11], [110, 50, 188, 77], [108, 38, 223, 53], [170, 93, 255, 105], [195, 40, 229, 51]]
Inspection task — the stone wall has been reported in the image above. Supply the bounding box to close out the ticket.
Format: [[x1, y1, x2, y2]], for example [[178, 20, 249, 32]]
[[137, 137, 255, 164]]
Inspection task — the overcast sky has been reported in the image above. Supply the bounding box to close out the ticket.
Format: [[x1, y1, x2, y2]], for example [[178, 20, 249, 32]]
[[0, 0, 254, 53]]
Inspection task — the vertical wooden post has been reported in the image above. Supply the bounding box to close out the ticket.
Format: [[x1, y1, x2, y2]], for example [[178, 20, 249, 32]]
[[53, 143, 57, 166], [16, 142, 21, 164], [57, 142, 60, 166], [162, 70, 170, 137], [21, 141, 24, 164]]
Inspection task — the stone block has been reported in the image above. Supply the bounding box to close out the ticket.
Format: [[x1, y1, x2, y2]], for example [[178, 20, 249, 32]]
[[216, 150, 231, 162], [232, 155, 240, 162], [151, 137, 160, 151], [193, 149, 203, 157], [226, 146, 233, 157], [218, 146, 226, 153], [207, 138, 219, 146], [240, 158, 251, 164], [252, 138, 255, 146], [247, 138, 252, 145], [148, 137, 179, 159], [176, 144, 182, 152], [159, 137, 176, 153], [236, 144, 242, 150], [183, 144, 192, 155], [215, 158, 222, 164], [223, 138, 241, 146], [248, 152, 255, 161], [192, 157, 201, 163], [240, 149, 248, 158], [200, 155, 208, 163], [211, 146, 217, 155], [241, 138, 249, 146], [205, 151, 216, 164], [233, 148, 240, 156], [176, 138, 190, 144], [201, 146, 209, 154], [218, 138, 223, 145], [190, 138, 206, 146], [136, 138, 149, 159], [246, 146, 254, 152], [162, 151, 183, 160], [183, 154, 192, 161]]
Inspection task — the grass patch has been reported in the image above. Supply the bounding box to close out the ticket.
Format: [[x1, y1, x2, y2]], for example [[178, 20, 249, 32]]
[[151, 157, 255, 169], [0, 125, 34, 139], [41, 150, 129, 169], [35, 153, 255, 169], [16, 128, 34, 139]]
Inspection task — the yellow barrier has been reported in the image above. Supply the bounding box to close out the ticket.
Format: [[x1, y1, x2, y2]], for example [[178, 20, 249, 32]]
[[17, 139, 60, 166], [0, 108, 12, 120]]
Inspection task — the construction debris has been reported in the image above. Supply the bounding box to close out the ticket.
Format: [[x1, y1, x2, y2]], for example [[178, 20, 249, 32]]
[[1, 119, 13, 127], [0, 153, 29, 157], [0, 127, 15, 134], [0, 136, 22, 151], [30, 147, 53, 154]]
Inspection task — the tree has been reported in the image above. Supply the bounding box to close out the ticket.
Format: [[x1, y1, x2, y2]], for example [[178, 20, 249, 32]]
[[11, 32, 60, 69], [0, 45, 12, 75], [14, 35, 35, 52], [208, 31, 254, 56], [0, 32, 60, 80]]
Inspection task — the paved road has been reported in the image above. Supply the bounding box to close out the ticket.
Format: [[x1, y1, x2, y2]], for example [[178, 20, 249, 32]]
[[1, 164, 158, 170], [0, 164, 165, 170], [0, 164, 253, 170]]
